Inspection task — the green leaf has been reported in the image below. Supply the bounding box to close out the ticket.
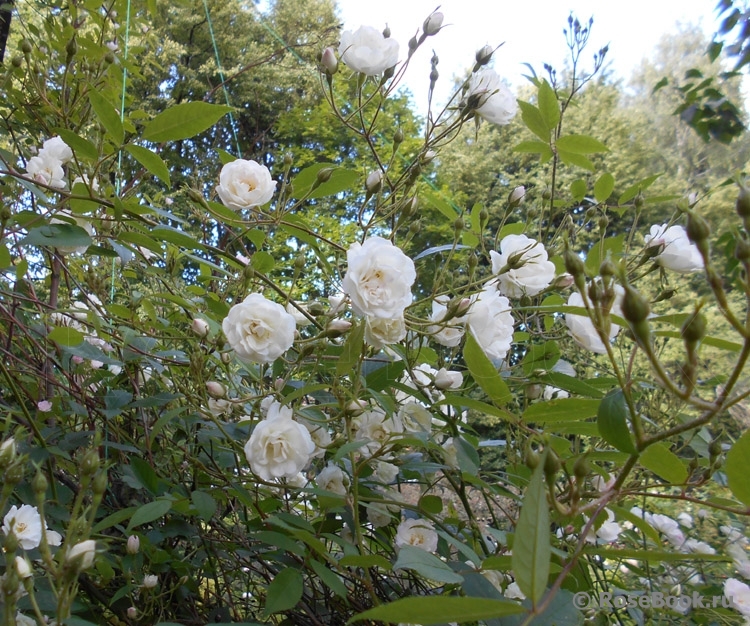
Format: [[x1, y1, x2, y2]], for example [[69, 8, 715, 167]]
[[191, 490, 217, 521], [88, 90, 124, 145], [597, 391, 636, 454], [537, 80, 560, 130], [518, 100, 551, 141], [570, 179, 587, 202], [584, 235, 625, 276], [419, 494, 443, 515], [438, 395, 518, 423], [618, 174, 662, 205], [310, 559, 348, 599], [0, 245, 11, 269], [126, 498, 172, 531], [512, 458, 550, 606], [521, 340, 560, 375], [513, 140, 553, 160], [48, 326, 85, 346], [522, 398, 600, 423], [726, 430, 750, 506], [125, 145, 171, 187], [594, 173, 615, 203], [143, 102, 233, 143], [21, 224, 92, 250], [556, 134, 608, 154], [423, 189, 459, 220], [337, 320, 364, 376], [639, 443, 687, 484], [130, 457, 159, 494], [464, 332, 512, 406], [291, 163, 359, 199], [263, 568, 303, 616], [557, 150, 594, 171], [393, 545, 464, 584], [454, 436, 480, 474], [54, 129, 99, 162], [347, 596, 525, 625], [338, 554, 392, 570], [533, 373, 604, 399], [151, 227, 204, 250]]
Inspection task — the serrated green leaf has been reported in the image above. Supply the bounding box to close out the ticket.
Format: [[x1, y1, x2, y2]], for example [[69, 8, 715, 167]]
[[127, 498, 172, 531], [513, 140, 553, 160], [263, 568, 303, 616], [556, 134, 608, 154], [393, 545, 464, 584], [125, 145, 171, 186], [143, 102, 233, 143], [512, 457, 550, 606], [347, 596, 524, 625], [570, 179, 587, 202], [726, 430, 750, 506], [594, 173, 615, 203], [88, 90, 124, 145], [518, 100, 551, 141], [597, 390, 636, 454], [537, 80, 560, 130], [250, 250, 275, 273], [464, 332, 512, 406], [291, 163, 359, 199], [639, 443, 687, 484], [48, 325, 85, 346]]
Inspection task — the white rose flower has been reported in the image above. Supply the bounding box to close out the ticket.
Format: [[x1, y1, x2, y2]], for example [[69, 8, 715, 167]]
[[216, 159, 276, 210], [338, 25, 399, 76], [648, 513, 685, 547], [465, 288, 514, 362], [585, 509, 621, 545], [644, 224, 704, 273], [395, 518, 438, 553], [222, 293, 296, 364], [490, 234, 556, 297], [244, 401, 315, 481], [15, 556, 32, 579], [434, 367, 462, 390], [285, 302, 310, 326], [465, 69, 518, 125], [682, 539, 715, 555], [505, 581, 526, 600], [351, 407, 402, 457], [372, 461, 399, 484], [2, 505, 43, 550], [41, 136, 73, 163], [427, 297, 466, 348], [442, 437, 460, 469], [364, 315, 406, 349], [26, 153, 67, 189], [315, 463, 349, 496], [66, 540, 96, 570], [342, 237, 416, 319], [298, 417, 332, 458], [15, 614, 36, 626], [207, 398, 232, 416], [398, 401, 433, 433], [565, 285, 624, 354], [143, 574, 159, 589], [725, 578, 750, 619], [366, 502, 393, 528]]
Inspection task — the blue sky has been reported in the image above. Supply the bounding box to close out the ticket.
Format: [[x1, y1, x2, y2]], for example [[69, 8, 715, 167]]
[[333, 0, 724, 112]]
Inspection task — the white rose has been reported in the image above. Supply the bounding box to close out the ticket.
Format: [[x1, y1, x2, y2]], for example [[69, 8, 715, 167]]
[[315, 463, 349, 495], [208, 398, 232, 416], [222, 293, 296, 364], [505, 581, 526, 600], [427, 297, 465, 348], [398, 402, 433, 433], [342, 237, 416, 319], [490, 234, 556, 297], [373, 460, 399, 483], [143, 574, 159, 589], [297, 416, 332, 458], [395, 518, 438, 553], [286, 302, 310, 326], [584, 509, 621, 544], [41, 136, 73, 163], [725, 578, 750, 618], [644, 224, 704, 273], [244, 401, 315, 481], [14, 614, 36, 626], [565, 285, 624, 354], [465, 288, 514, 362], [351, 407, 402, 457], [442, 437, 459, 469], [434, 367, 462, 390], [66, 539, 96, 570], [682, 539, 715, 555], [216, 159, 276, 210], [26, 153, 67, 189], [338, 25, 399, 76], [15, 556, 32, 579], [2, 505, 43, 550], [364, 315, 406, 349], [465, 69, 517, 125], [366, 502, 394, 528]]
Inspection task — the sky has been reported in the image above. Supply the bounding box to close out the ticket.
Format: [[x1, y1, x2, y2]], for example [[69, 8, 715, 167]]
[[333, 0, 724, 113]]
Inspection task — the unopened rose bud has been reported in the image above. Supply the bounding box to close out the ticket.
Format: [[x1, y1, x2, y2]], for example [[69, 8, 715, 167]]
[[143, 574, 158, 589], [599, 259, 617, 277], [382, 24, 391, 38], [421, 149, 437, 165], [220, 352, 231, 365], [365, 170, 383, 194], [552, 273, 574, 289], [475, 45, 493, 67], [274, 378, 285, 392], [456, 298, 471, 316], [328, 319, 352, 333], [508, 186, 525, 207], [32, 469, 48, 495], [526, 384, 542, 399], [434, 368, 462, 390], [321, 46, 338, 74], [0, 438, 16, 468], [191, 318, 210, 338], [346, 400, 368, 415], [66, 540, 96, 570], [687, 192, 698, 207], [423, 11, 444, 36], [681, 309, 706, 345], [735, 236, 750, 262], [15, 556, 32, 579], [127, 607, 137, 619], [737, 185, 750, 219], [206, 381, 226, 398], [316, 167, 333, 184]]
